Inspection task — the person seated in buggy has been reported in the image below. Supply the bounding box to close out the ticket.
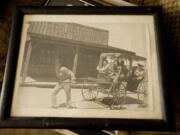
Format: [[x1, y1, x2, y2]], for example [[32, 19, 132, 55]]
[[112, 60, 129, 81], [96, 54, 114, 81], [110, 59, 129, 92], [126, 63, 145, 92], [96, 53, 129, 92]]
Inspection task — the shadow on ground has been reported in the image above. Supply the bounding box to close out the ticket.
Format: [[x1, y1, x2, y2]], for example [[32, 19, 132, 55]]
[[98, 96, 143, 106]]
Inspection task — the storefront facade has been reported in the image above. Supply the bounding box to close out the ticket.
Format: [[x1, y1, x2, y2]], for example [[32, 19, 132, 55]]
[[22, 22, 141, 82]]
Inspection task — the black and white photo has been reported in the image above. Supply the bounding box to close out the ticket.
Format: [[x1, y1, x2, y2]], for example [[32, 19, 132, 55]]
[[0, 7, 174, 130], [11, 14, 163, 119]]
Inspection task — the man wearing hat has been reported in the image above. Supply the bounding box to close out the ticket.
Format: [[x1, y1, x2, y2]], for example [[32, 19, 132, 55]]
[[126, 63, 145, 91], [134, 63, 145, 80]]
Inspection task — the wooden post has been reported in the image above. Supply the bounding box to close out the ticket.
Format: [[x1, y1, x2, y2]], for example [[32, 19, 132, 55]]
[[21, 41, 32, 83], [129, 57, 132, 68], [72, 47, 79, 75]]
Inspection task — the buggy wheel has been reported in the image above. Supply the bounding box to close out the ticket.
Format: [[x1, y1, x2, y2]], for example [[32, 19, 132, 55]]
[[137, 81, 148, 106], [109, 82, 126, 110], [81, 87, 99, 101]]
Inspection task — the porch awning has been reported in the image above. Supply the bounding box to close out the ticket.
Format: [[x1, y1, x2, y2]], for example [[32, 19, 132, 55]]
[[28, 22, 109, 46]]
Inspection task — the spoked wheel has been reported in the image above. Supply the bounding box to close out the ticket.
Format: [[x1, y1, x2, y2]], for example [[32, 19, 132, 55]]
[[109, 82, 126, 110], [81, 87, 99, 101], [137, 81, 148, 107]]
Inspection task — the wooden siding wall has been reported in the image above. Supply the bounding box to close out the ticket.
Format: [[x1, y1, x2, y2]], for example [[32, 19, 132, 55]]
[[76, 47, 101, 78], [28, 22, 109, 46], [26, 42, 77, 81], [26, 40, 102, 80]]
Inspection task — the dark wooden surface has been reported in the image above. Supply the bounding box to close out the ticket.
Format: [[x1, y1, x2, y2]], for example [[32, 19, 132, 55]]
[[0, 0, 179, 134]]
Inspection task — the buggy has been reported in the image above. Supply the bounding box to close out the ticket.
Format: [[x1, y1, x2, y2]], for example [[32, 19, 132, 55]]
[[80, 53, 148, 109]]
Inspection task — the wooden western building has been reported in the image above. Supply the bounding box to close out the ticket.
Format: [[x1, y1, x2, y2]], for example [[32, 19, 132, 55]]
[[22, 22, 145, 82]]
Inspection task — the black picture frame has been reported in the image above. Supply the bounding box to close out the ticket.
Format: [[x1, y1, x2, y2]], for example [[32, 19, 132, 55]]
[[0, 6, 175, 131]]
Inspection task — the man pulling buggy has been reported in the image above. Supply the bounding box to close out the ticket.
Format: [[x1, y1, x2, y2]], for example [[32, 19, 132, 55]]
[[52, 66, 76, 108]]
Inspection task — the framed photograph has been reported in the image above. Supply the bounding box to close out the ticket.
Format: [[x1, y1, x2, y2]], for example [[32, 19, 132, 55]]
[[0, 6, 175, 130]]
